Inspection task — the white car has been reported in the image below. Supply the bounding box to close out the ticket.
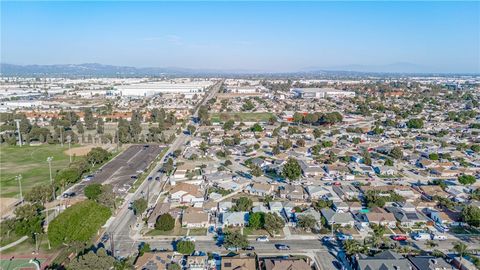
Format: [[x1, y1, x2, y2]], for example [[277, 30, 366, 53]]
[[256, 236, 269, 242], [181, 236, 196, 242], [431, 234, 447, 241]]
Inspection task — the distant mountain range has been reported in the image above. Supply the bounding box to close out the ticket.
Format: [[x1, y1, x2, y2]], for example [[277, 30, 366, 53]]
[[0, 63, 475, 78]]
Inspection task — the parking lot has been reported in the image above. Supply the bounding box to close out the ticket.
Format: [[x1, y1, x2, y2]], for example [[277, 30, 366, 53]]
[[67, 144, 164, 197]]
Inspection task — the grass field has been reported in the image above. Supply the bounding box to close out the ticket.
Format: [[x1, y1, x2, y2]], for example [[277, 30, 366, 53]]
[[0, 145, 72, 198], [0, 258, 46, 270], [210, 112, 274, 123]]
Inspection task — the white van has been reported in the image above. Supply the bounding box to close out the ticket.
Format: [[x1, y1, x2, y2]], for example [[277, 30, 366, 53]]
[[434, 223, 450, 233]]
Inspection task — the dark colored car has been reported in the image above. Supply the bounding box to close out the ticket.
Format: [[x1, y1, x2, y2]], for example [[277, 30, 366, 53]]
[[243, 246, 255, 250], [275, 244, 290, 250], [155, 176, 160, 180]]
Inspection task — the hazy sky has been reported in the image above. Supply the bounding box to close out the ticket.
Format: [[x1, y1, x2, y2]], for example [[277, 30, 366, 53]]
[[2, 1, 479, 73]]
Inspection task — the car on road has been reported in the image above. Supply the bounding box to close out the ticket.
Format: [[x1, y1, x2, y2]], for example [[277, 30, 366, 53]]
[[243, 246, 255, 251], [155, 176, 160, 180], [62, 192, 76, 198], [131, 175, 138, 179], [226, 246, 239, 252], [148, 176, 153, 181], [337, 233, 353, 241], [181, 236, 196, 242], [391, 235, 408, 241], [322, 236, 334, 243], [101, 234, 109, 243], [256, 236, 269, 242], [275, 244, 290, 250]]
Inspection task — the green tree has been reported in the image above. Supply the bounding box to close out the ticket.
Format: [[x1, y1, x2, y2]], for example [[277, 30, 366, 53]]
[[13, 203, 44, 239], [187, 125, 196, 135], [155, 213, 175, 231], [384, 159, 394, 166], [453, 241, 468, 265], [407, 118, 424, 129], [85, 183, 103, 201], [132, 198, 147, 216], [176, 240, 195, 255], [223, 120, 235, 131], [462, 205, 480, 227], [224, 230, 248, 249], [250, 165, 263, 177], [282, 158, 302, 181], [67, 248, 115, 270], [138, 242, 151, 257], [264, 213, 285, 235], [390, 147, 403, 159], [251, 123, 263, 133], [458, 175, 476, 185], [248, 212, 264, 230], [297, 215, 316, 229], [429, 153, 439, 160], [471, 145, 480, 153], [233, 197, 253, 212], [24, 185, 53, 205]]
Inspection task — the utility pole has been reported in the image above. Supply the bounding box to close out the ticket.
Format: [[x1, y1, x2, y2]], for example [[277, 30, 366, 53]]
[[58, 125, 64, 147], [66, 135, 72, 163], [16, 174, 23, 203], [47, 157, 55, 200], [14, 119, 22, 147]]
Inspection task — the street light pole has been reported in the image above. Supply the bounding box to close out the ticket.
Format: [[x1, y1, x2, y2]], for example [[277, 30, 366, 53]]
[[58, 125, 64, 147], [16, 175, 23, 203], [14, 119, 22, 147], [66, 135, 72, 163], [47, 157, 55, 200]]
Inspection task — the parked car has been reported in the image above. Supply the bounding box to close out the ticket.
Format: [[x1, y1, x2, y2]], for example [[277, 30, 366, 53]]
[[243, 246, 255, 251], [391, 235, 408, 241], [181, 236, 196, 242], [337, 233, 353, 241], [431, 234, 447, 241], [101, 233, 109, 243], [412, 233, 430, 241], [256, 236, 269, 242], [226, 246, 238, 252], [434, 223, 450, 233], [275, 244, 290, 250], [322, 236, 334, 243]]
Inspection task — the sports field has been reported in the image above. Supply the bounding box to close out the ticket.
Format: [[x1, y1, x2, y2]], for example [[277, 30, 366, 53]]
[[0, 257, 46, 270], [0, 145, 72, 198]]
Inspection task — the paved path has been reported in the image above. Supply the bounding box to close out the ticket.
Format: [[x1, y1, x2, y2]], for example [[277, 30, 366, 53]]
[[0, 236, 28, 252]]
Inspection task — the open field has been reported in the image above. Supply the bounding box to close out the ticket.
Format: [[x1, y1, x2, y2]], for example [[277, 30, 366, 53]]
[[0, 145, 72, 198], [210, 112, 274, 123]]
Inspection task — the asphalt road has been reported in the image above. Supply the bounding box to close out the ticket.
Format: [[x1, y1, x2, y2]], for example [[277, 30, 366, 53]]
[[106, 81, 223, 258]]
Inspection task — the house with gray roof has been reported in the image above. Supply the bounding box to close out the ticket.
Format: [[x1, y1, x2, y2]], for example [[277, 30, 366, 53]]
[[356, 250, 413, 270], [320, 208, 355, 227], [221, 211, 249, 227]]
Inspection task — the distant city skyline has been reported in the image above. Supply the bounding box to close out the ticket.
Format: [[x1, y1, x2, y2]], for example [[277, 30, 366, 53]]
[[2, 1, 479, 73]]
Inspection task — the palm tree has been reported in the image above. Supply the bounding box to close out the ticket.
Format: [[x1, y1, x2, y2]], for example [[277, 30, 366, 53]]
[[453, 241, 468, 265], [425, 240, 438, 249]]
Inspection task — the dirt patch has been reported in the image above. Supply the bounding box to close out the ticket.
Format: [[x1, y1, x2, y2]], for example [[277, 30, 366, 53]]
[[0, 197, 20, 216], [64, 145, 100, 156]]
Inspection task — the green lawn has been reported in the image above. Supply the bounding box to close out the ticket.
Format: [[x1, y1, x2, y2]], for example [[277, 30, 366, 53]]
[[189, 228, 207, 236], [0, 145, 72, 198], [210, 112, 274, 123], [0, 258, 46, 270]]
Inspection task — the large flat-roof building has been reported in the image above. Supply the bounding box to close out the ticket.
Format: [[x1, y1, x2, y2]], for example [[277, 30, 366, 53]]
[[291, 87, 355, 99]]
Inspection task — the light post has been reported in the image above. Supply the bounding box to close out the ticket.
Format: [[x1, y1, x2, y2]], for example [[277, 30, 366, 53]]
[[66, 135, 72, 163], [58, 125, 64, 147], [16, 175, 23, 203], [33, 232, 39, 253], [47, 157, 55, 200], [14, 119, 22, 147]]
